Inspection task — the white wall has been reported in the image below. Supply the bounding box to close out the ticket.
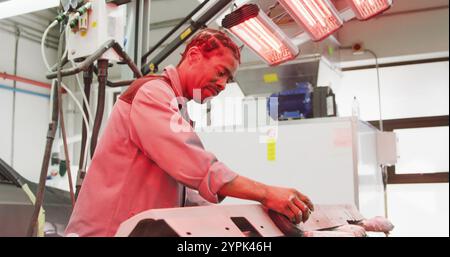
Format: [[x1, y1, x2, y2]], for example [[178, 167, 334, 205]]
[[395, 127, 449, 174], [335, 61, 449, 121], [387, 183, 449, 237], [334, 60, 449, 237], [0, 28, 56, 183]]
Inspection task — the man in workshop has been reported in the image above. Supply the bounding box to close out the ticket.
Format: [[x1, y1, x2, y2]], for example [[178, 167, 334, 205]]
[[65, 28, 314, 237]]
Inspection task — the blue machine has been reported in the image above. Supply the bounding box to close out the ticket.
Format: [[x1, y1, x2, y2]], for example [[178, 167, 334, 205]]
[[268, 82, 313, 120]]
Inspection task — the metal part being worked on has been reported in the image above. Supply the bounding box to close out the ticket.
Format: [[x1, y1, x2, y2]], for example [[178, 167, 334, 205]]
[[115, 204, 367, 237]]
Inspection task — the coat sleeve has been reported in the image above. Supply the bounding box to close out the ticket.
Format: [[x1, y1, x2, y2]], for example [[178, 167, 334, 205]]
[[128, 81, 238, 203], [184, 188, 213, 207]]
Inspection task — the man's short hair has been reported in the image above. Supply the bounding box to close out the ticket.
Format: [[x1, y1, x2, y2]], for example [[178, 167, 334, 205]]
[[179, 28, 241, 64]]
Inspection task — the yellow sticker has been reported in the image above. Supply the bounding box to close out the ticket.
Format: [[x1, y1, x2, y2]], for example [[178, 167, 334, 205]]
[[92, 21, 97, 28], [267, 139, 276, 161], [80, 31, 87, 37], [263, 73, 279, 83], [149, 63, 155, 73], [180, 28, 192, 41]]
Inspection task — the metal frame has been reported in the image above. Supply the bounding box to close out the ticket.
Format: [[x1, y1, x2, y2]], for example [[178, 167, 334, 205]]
[[369, 115, 449, 184], [46, 40, 142, 80], [115, 204, 366, 237], [141, 0, 234, 75]]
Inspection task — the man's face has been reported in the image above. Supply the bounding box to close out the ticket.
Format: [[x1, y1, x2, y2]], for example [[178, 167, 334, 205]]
[[184, 47, 239, 103]]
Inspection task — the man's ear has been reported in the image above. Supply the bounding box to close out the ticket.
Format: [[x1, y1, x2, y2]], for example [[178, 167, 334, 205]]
[[186, 47, 203, 64]]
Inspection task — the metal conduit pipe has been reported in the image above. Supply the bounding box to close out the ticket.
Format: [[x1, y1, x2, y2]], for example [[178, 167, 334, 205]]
[[10, 27, 20, 168], [111, 42, 143, 78], [57, 79, 76, 208], [106, 79, 135, 87], [46, 41, 141, 80], [50, 54, 69, 73], [46, 40, 116, 80], [92, 66, 135, 88], [90, 59, 108, 158]]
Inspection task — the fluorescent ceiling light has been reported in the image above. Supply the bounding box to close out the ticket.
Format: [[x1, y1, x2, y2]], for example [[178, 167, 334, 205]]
[[223, 4, 299, 66], [0, 0, 60, 20], [346, 0, 392, 20], [278, 0, 343, 42]]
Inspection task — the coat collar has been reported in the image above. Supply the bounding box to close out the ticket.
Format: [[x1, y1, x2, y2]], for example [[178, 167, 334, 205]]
[[163, 65, 186, 101]]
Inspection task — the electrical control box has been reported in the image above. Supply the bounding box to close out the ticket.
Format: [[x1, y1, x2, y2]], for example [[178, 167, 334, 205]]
[[376, 131, 398, 166], [66, 0, 125, 62]]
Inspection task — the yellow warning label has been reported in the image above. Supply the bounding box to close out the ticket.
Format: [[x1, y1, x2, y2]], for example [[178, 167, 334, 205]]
[[149, 63, 155, 74], [263, 73, 279, 83], [267, 139, 276, 161], [180, 28, 192, 41], [92, 21, 97, 28]]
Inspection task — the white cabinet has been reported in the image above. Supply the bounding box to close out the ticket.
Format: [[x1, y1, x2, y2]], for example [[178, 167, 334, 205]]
[[197, 117, 386, 218]]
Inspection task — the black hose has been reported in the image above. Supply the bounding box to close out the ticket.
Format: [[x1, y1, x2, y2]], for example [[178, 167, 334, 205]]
[[112, 42, 142, 78], [46, 40, 116, 80], [27, 30, 65, 236], [90, 59, 108, 158], [106, 79, 134, 87], [75, 65, 93, 200], [58, 79, 75, 208], [46, 40, 140, 80]]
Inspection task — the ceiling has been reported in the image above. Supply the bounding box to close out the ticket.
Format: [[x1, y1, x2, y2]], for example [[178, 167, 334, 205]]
[[1, 0, 447, 89], [148, 0, 448, 66], [147, 0, 448, 96], [2, 0, 447, 57]]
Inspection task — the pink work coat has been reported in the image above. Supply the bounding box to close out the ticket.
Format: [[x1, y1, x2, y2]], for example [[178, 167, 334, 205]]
[[64, 66, 238, 236]]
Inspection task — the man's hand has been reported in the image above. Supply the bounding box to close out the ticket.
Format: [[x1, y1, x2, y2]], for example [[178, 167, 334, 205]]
[[260, 186, 314, 224], [218, 175, 314, 225]]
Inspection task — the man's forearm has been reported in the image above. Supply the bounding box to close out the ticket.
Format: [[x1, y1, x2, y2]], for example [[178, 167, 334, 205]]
[[218, 175, 268, 203], [218, 175, 314, 224]]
